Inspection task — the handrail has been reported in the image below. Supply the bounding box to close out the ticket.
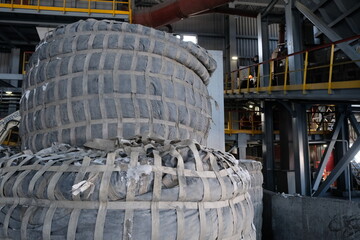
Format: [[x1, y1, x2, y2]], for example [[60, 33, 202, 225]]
[[231, 34, 360, 74], [224, 35, 360, 95], [0, 0, 131, 19], [225, 107, 335, 135]]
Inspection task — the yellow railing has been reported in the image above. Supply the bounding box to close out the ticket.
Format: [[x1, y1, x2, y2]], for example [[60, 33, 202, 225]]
[[225, 106, 335, 135], [22, 51, 33, 74], [0, 0, 132, 21], [225, 110, 263, 135], [224, 35, 360, 95]]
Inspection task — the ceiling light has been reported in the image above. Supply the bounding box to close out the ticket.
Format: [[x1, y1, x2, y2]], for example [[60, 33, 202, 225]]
[[231, 56, 238, 60], [5, 91, 12, 95]]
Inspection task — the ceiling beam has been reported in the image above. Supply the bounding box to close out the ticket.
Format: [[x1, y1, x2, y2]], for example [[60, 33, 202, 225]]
[[9, 25, 31, 44], [0, 32, 15, 48], [262, 0, 280, 17], [0, 39, 38, 46], [234, 1, 285, 8]]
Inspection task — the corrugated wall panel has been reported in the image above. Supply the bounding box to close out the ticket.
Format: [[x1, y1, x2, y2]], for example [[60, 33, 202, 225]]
[[0, 52, 11, 73], [198, 37, 225, 51], [236, 17, 279, 66], [173, 14, 225, 35], [236, 16, 257, 36], [269, 40, 279, 54], [269, 23, 279, 38]]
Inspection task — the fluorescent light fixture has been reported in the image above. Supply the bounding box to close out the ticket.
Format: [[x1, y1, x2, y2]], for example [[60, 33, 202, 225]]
[[231, 56, 238, 60], [5, 91, 12, 95], [323, 144, 328, 148]]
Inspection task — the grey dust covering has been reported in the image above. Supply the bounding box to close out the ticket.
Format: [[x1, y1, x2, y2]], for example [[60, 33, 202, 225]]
[[0, 138, 255, 240], [20, 19, 217, 152], [239, 160, 263, 240]]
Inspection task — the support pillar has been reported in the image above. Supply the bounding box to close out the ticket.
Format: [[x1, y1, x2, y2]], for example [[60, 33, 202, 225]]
[[257, 13, 270, 87], [292, 103, 311, 195], [278, 103, 296, 193], [8, 48, 20, 114], [262, 101, 275, 191], [238, 133, 249, 159], [226, 3, 238, 73], [285, 0, 303, 84], [10, 48, 20, 87], [334, 105, 351, 194]]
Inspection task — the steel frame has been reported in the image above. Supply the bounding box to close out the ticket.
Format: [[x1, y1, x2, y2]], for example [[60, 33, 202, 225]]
[[295, 1, 360, 68], [313, 136, 360, 197], [312, 113, 345, 192], [349, 113, 360, 136], [257, 13, 270, 88], [312, 107, 360, 197], [285, 0, 303, 85], [292, 103, 311, 195], [262, 101, 275, 191]]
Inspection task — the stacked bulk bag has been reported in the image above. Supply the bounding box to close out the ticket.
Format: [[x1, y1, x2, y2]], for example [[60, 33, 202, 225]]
[[1, 19, 258, 240], [0, 138, 255, 239], [20, 19, 216, 152]]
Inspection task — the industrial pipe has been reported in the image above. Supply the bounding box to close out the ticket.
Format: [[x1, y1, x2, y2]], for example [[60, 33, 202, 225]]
[[133, 0, 234, 28]]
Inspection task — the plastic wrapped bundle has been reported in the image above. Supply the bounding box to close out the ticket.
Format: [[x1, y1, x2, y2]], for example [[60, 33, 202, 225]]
[[0, 138, 255, 240], [20, 19, 217, 152]]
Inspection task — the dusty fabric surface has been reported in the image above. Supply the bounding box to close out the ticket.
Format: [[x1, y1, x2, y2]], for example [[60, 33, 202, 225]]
[[239, 160, 263, 240], [0, 138, 255, 240], [20, 19, 215, 152]]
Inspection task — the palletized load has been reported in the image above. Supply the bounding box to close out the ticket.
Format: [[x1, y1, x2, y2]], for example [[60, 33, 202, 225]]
[[0, 137, 255, 240], [20, 19, 217, 152]]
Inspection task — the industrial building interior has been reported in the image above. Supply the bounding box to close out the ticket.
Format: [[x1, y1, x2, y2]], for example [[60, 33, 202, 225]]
[[0, 0, 360, 239]]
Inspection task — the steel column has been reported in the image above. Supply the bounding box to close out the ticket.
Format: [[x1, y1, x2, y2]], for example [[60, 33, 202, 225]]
[[229, 5, 238, 72], [10, 48, 20, 87], [312, 113, 345, 192], [257, 13, 270, 88], [313, 137, 360, 197], [335, 107, 351, 193], [237, 133, 250, 159], [7, 48, 21, 115], [295, 1, 360, 68], [349, 113, 360, 137], [292, 103, 311, 195], [277, 102, 296, 193], [285, 0, 303, 85], [262, 101, 275, 191]]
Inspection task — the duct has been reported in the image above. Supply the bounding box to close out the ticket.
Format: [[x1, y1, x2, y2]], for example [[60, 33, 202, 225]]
[[132, 0, 234, 28]]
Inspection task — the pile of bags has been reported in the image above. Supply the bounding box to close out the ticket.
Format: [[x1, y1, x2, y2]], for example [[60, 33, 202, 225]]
[[0, 19, 256, 239]]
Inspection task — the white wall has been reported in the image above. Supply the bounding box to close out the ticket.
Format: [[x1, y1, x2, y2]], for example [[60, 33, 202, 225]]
[[206, 50, 225, 151]]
